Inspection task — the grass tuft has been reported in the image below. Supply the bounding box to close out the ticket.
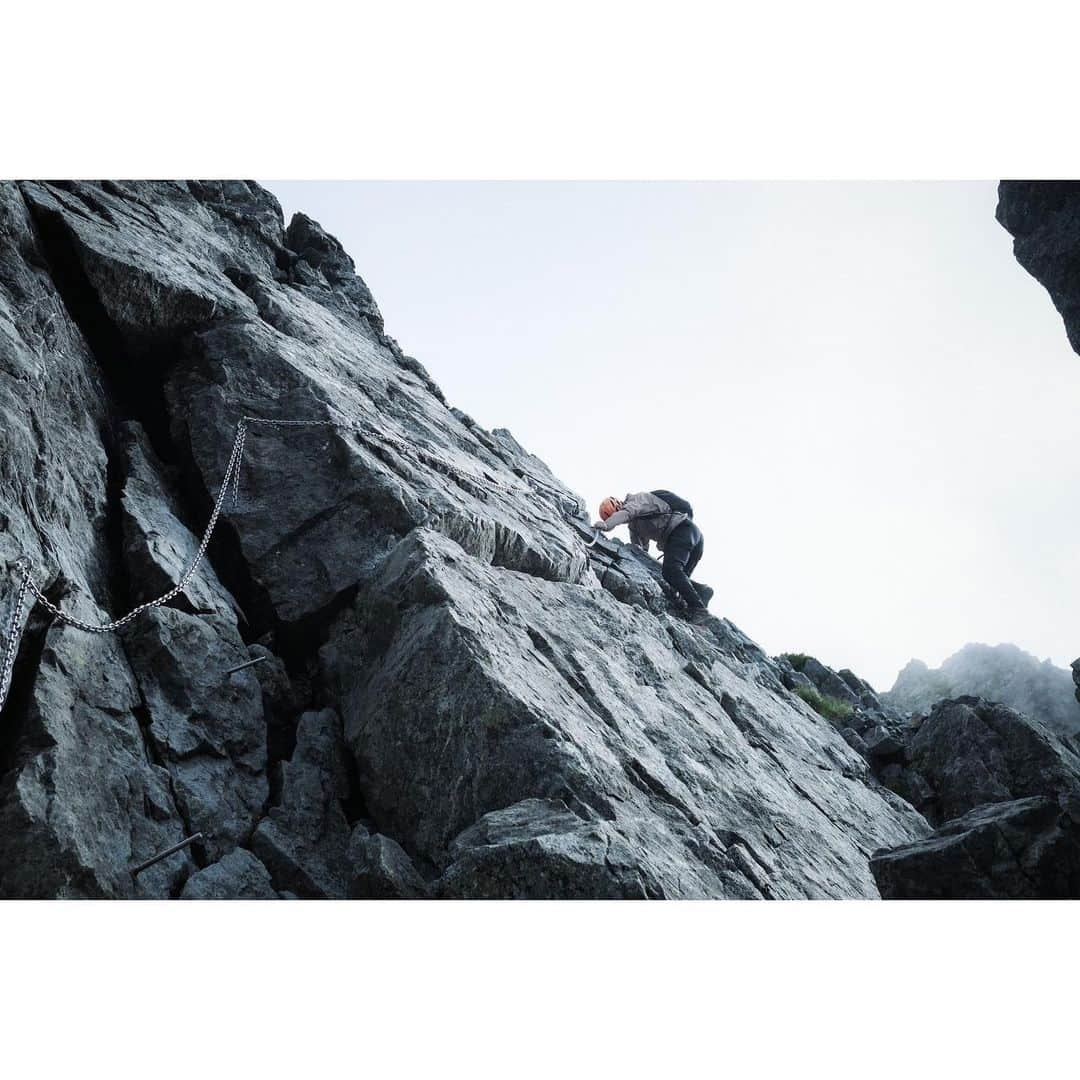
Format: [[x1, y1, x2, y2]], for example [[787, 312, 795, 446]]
[[794, 684, 853, 722]]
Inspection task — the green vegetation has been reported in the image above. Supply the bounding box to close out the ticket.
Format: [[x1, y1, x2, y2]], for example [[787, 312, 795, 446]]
[[780, 652, 809, 673], [794, 684, 853, 722]]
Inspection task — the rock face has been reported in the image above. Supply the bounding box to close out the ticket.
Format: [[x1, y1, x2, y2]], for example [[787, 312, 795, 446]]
[[997, 181, 1080, 353], [250, 708, 357, 898], [321, 528, 926, 898], [774, 652, 913, 774], [997, 190, 1080, 740], [1, 178, 1061, 899], [886, 644, 1080, 738]]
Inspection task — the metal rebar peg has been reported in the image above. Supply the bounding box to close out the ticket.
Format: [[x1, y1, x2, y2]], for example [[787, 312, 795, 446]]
[[131, 833, 204, 876], [224, 655, 267, 677]]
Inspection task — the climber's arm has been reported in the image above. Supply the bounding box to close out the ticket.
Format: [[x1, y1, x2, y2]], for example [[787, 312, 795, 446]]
[[593, 508, 631, 531]]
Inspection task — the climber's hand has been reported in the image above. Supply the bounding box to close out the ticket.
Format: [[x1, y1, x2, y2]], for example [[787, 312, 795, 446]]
[[592, 520, 608, 531]]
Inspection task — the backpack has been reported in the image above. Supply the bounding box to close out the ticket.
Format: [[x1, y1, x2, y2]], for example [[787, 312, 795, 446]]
[[651, 489, 694, 519]]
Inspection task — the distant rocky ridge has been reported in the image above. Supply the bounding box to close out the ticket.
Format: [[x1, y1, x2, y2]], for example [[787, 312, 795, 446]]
[[884, 643, 1080, 739]]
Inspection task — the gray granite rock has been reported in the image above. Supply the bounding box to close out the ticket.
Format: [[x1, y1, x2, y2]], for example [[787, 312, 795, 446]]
[[118, 420, 241, 623], [122, 606, 268, 859], [897, 697, 1080, 827], [872, 794, 1080, 899], [250, 709, 354, 897], [0, 605, 194, 898], [349, 831, 428, 899], [180, 847, 277, 899], [800, 656, 861, 706], [863, 724, 905, 763], [324, 527, 927, 898], [436, 798, 676, 899]]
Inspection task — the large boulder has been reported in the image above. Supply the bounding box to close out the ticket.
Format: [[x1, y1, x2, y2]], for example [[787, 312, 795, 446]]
[[872, 794, 1080, 899], [180, 847, 277, 899], [799, 656, 861, 707], [349, 831, 428, 899], [436, 798, 672, 899], [323, 527, 927, 899], [892, 697, 1080, 827]]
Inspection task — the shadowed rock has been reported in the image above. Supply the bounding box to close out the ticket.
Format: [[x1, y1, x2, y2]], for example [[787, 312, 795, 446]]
[[997, 181, 1080, 353], [349, 832, 428, 899], [872, 794, 1080, 899], [181, 847, 277, 899], [250, 709, 355, 897], [0, 604, 194, 898], [895, 697, 1080, 827], [118, 420, 242, 623], [122, 606, 268, 859]]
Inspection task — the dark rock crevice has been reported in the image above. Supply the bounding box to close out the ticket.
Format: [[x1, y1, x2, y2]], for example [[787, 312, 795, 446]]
[[0, 582, 60, 778], [129, 696, 207, 893], [20, 185, 178, 469]]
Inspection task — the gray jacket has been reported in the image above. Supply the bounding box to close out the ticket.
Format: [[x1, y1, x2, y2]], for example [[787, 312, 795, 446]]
[[599, 491, 688, 553]]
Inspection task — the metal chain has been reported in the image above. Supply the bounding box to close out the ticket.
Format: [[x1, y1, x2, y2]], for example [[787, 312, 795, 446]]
[[232, 422, 247, 506], [0, 416, 335, 715], [0, 560, 31, 714]]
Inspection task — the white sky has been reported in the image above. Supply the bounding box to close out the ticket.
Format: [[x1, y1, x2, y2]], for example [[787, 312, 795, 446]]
[[267, 182, 1080, 690]]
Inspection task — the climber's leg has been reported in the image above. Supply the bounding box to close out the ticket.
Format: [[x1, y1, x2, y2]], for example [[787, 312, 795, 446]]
[[685, 533, 704, 580], [684, 532, 709, 606], [662, 522, 707, 614]]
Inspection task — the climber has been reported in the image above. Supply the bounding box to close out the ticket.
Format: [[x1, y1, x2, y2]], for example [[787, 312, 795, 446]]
[[593, 492, 710, 625]]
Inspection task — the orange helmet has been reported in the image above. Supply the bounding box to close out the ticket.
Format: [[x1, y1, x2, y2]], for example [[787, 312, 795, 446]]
[[599, 496, 622, 521]]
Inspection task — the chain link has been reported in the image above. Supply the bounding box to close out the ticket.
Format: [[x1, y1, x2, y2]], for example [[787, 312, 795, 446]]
[[0, 562, 31, 713]]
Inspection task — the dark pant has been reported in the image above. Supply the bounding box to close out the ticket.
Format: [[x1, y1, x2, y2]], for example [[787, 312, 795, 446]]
[[662, 521, 706, 612]]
